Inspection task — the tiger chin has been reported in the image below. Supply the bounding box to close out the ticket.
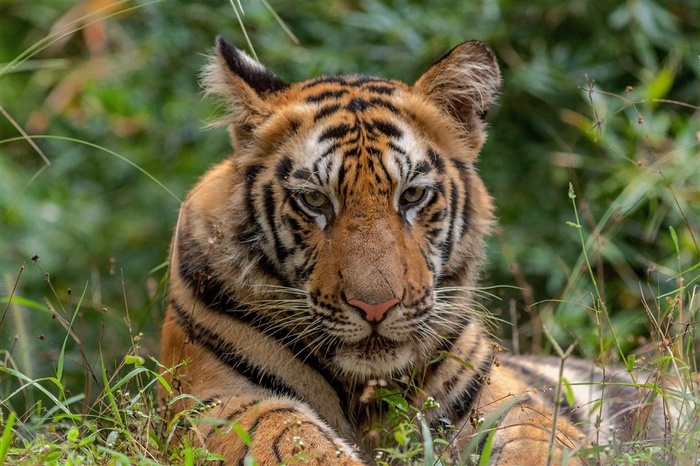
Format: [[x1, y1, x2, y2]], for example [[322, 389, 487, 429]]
[[159, 37, 673, 465]]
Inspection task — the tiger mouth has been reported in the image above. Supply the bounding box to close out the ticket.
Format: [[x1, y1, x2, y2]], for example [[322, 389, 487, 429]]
[[360, 333, 398, 352], [339, 333, 404, 360], [331, 332, 417, 379]]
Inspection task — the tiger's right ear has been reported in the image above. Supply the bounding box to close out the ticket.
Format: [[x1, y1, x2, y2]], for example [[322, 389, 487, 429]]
[[202, 36, 289, 148], [413, 41, 500, 135]]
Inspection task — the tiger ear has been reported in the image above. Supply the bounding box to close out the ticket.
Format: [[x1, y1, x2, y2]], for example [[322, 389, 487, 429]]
[[202, 36, 290, 148], [413, 41, 500, 132]]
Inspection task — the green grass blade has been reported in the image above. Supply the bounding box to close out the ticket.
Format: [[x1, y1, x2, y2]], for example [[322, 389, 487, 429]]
[[477, 429, 496, 466], [419, 413, 435, 466], [0, 367, 71, 417], [99, 351, 125, 429], [0, 410, 15, 463], [0, 296, 49, 314], [56, 282, 88, 385], [36, 393, 86, 425], [0, 135, 181, 203]]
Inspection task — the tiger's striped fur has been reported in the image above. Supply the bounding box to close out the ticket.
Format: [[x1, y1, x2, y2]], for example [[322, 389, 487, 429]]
[[159, 38, 674, 465]]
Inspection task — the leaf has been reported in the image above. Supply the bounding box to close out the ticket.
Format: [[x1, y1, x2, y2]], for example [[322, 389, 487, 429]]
[[232, 424, 252, 446], [375, 388, 408, 412], [669, 226, 679, 254], [124, 355, 145, 367], [67, 425, 80, 442], [562, 377, 575, 408], [646, 67, 675, 101]]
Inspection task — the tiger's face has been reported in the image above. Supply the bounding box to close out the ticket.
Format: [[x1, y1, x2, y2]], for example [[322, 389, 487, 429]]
[[193, 38, 500, 382], [264, 85, 452, 378]]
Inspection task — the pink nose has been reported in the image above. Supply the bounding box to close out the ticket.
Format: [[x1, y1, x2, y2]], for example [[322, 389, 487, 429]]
[[348, 298, 400, 322]]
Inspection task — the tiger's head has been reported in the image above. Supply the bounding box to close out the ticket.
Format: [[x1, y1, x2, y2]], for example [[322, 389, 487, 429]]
[[178, 37, 500, 382]]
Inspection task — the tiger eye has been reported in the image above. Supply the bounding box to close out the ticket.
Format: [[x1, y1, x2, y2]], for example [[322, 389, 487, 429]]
[[301, 191, 330, 210], [401, 186, 427, 205]]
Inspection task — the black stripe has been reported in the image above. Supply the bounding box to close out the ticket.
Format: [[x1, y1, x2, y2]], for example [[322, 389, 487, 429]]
[[452, 358, 493, 424], [287, 193, 315, 220], [318, 141, 342, 161], [302, 75, 390, 89], [372, 119, 402, 139], [442, 181, 459, 263], [319, 123, 352, 142], [262, 182, 290, 263], [413, 161, 430, 175], [257, 253, 292, 287], [246, 406, 297, 462], [244, 163, 264, 245], [452, 160, 472, 238], [348, 75, 389, 86], [301, 76, 350, 89], [175, 175, 291, 292], [346, 97, 370, 112], [422, 186, 441, 212], [282, 214, 305, 246], [365, 84, 395, 95], [176, 216, 291, 305], [343, 146, 361, 158], [368, 97, 398, 113], [314, 103, 342, 122], [171, 300, 301, 399], [305, 89, 348, 103], [389, 141, 406, 156], [337, 164, 347, 197], [275, 156, 293, 180], [366, 145, 382, 158], [177, 227, 242, 312], [427, 148, 446, 174], [428, 210, 447, 223], [225, 400, 262, 422], [292, 168, 313, 180], [444, 339, 478, 391]]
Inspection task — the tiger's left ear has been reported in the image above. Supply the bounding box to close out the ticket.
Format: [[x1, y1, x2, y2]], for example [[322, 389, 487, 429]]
[[202, 36, 290, 150], [413, 41, 500, 132]]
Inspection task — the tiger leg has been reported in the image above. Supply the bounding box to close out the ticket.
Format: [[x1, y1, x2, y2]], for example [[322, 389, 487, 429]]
[[160, 312, 365, 465], [197, 397, 366, 466], [489, 437, 584, 466], [484, 403, 587, 466]]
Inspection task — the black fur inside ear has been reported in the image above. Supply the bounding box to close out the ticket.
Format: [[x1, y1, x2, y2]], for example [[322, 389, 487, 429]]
[[216, 36, 289, 96]]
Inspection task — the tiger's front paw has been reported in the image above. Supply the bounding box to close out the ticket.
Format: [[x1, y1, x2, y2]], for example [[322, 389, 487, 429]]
[[202, 398, 367, 465]]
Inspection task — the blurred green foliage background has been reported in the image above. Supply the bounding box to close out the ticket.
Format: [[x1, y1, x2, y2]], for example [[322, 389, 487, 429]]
[[1, 0, 698, 390]]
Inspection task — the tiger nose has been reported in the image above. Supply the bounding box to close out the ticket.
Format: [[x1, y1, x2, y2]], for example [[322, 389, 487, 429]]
[[348, 298, 400, 322]]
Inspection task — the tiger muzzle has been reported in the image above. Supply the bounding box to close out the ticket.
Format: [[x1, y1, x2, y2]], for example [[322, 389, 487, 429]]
[[336, 216, 408, 322]]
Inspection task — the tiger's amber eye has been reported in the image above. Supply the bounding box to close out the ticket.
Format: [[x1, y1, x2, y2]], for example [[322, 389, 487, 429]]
[[401, 186, 426, 205], [301, 191, 330, 210]]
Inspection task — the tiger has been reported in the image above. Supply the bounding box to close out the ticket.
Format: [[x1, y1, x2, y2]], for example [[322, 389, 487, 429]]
[[159, 37, 678, 465]]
